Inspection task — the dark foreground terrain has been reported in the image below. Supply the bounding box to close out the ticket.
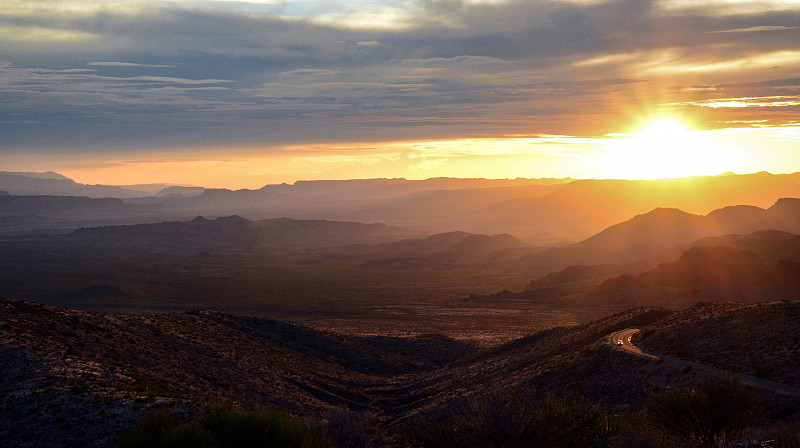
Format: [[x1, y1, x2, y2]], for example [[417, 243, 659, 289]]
[[2, 298, 799, 447]]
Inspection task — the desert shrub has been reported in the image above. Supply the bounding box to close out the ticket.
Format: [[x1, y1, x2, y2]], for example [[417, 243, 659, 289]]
[[403, 386, 613, 448], [120, 402, 329, 448], [199, 401, 327, 448], [312, 409, 381, 448], [757, 420, 800, 448], [610, 409, 673, 448], [646, 375, 765, 448], [119, 409, 211, 448]]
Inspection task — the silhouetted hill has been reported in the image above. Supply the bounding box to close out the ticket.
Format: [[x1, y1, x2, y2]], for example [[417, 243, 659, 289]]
[[354, 231, 531, 267], [585, 246, 800, 307], [690, 230, 800, 263], [155, 186, 206, 197], [769, 197, 800, 224], [260, 177, 568, 201], [0, 171, 152, 198], [66, 216, 416, 252], [509, 197, 800, 276], [705, 204, 790, 235], [0, 214, 54, 228], [1, 171, 71, 180], [0, 195, 136, 218], [471, 172, 800, 243], [433, 233, 530, 261], [367, 231, 473, 257], [357, 257, 435, 269], [0, 194, 187, 235], [526, 264, 626, 288]]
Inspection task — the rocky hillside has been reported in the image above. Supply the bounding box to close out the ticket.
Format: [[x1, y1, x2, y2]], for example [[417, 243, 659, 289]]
[[638, 301, 800, 388], [3, 298, 800, 446]]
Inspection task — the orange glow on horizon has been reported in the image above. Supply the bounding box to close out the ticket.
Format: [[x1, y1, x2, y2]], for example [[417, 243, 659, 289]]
[[597, 118, 749, 179], [45, 124, 799, 189]]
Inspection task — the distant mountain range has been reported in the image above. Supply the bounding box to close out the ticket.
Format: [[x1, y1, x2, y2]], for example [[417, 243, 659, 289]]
[[3, 170, 800, 245], [0, 171, 181, 198]]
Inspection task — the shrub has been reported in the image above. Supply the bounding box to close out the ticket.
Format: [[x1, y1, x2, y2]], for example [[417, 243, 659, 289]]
[[200, 401, 325, 448], [120, 402, 329, 448], [403, 386, 613, 448], [646, 375, 765, 448], [611, 409, 673, 448], [758, 420, 800, 448], [119, 409, 211, 448], [312, 409, 380, 448]]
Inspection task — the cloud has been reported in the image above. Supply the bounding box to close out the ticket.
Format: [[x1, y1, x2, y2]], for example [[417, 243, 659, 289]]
[[708, 25, 799, 33], [0, 25, 100, 43], [89, 62, 177, 67], [1, 0, 799, 156], [674, 96, 800, 108], [659, 0, 800, 15]]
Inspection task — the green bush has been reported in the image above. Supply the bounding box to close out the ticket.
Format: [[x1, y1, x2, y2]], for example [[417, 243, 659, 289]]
[[120, 402, 330, 448]]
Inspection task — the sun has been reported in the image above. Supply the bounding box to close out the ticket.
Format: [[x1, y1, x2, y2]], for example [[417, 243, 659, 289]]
[[602, 118, 735, 179]]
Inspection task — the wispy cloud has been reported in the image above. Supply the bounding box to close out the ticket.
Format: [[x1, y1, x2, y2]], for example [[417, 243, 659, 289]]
[[708, 25, 799, 33], [89, 62, 177, 67]]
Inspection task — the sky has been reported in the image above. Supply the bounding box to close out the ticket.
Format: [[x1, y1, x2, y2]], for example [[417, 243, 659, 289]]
[[1, 0, 799, 188]]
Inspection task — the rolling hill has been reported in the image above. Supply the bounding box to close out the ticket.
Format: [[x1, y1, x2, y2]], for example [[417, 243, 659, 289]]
[[508, 197, 800, 277], [585, 245, 800, 307]]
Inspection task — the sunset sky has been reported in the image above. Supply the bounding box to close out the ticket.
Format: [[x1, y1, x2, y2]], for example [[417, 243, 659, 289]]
[[1, 0, 799, 188]]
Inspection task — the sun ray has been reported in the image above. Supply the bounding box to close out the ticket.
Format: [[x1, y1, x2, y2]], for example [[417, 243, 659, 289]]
[[600, 118, 744, 179]]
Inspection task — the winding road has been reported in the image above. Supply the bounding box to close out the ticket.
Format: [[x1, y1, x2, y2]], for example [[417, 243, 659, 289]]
[[608, 328, 800, 397]]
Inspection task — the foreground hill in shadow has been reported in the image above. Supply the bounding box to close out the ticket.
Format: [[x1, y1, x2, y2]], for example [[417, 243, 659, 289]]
[[3, 299, 800, 447]]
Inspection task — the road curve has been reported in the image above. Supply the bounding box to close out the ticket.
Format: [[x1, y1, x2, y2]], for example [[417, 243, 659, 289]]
[[608, 328, 800, 397], [609, 328, 660, 360]]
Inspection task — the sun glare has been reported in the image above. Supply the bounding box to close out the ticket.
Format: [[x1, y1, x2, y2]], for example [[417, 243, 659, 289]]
[[602, 118, 738, 179]]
